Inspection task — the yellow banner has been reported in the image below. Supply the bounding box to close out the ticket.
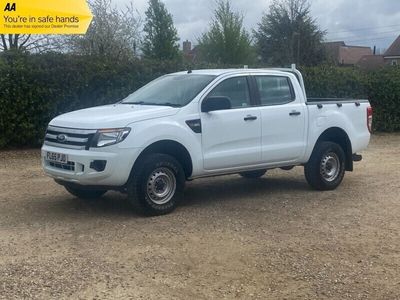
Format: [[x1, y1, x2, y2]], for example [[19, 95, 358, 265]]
[[0, 0, 93, 34]]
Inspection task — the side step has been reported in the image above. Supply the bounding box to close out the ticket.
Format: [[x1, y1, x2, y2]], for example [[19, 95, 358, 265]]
[[352, 154, 363, 162]]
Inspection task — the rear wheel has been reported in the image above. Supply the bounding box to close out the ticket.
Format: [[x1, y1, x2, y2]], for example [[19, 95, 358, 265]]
[[239, 169, 267, 179], [304, 142, 346, 190], [127, 154, 185, 216], [64, 185, 107, 199]]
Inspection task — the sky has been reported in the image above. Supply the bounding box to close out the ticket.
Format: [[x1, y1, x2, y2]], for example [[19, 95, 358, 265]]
[[114, 0, 400, 53]]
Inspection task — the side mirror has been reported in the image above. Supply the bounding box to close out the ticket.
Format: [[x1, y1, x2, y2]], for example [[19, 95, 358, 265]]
[[201, 96, 231, 113]]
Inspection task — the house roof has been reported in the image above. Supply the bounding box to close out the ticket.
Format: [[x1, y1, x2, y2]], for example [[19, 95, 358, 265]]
[[323, 41, 373, 64], [357, 55, 385, 69], [324, 41, 346, 46], [384, 35, 400, 57], [339, 46, 372, 64], [323, 41, 371, 49]]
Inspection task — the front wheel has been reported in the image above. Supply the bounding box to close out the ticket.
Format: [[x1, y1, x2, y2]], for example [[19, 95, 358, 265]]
[[64, 185, 107, 199], [304, 142, 346, 190], [127, 154, 185, 216]]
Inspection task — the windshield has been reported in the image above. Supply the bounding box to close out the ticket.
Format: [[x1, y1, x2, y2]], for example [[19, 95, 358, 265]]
[[121, 74, 216, 107]]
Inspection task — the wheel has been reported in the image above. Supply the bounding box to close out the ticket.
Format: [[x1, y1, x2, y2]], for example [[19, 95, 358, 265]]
[[64, 185, 107, 199], [127, 154, 185, 216], [239, 169, 267, 179], [304, 141, 346, 190]]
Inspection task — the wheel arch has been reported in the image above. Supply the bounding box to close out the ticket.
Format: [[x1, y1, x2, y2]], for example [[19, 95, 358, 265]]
[[314, 127, 353, 171], [132, 140, 193, 179]]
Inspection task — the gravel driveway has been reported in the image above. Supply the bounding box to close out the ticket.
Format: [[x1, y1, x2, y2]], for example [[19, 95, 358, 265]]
[[0, 134, 399, 299]]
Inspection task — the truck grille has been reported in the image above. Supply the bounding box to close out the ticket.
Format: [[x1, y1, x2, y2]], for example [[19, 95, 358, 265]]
[[44, 126, 97, 150]]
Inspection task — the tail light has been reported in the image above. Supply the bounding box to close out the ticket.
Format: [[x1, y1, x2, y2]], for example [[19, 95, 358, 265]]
[[367, 106, 373, 133]]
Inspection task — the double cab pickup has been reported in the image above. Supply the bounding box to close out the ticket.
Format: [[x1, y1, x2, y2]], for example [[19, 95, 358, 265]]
[[42, 67, 372, 215]]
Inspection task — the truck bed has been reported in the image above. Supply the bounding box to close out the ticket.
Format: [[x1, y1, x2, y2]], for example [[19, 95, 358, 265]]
[[305, 99, 371, 155]]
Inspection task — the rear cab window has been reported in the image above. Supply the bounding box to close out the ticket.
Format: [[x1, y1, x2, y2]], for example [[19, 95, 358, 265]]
[[254, 76, 295, 106]]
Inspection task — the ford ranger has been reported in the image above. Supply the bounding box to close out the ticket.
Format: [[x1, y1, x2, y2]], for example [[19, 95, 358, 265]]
[[41, 66, 372, 215]]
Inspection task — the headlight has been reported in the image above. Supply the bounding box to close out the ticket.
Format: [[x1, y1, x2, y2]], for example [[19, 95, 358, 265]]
[[92, 128, 131, 148]]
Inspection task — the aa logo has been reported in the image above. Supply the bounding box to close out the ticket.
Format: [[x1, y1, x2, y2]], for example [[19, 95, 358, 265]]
[[4, 3, 16, 11]]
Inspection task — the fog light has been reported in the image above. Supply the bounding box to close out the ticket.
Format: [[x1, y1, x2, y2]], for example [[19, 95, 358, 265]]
[[90, 160, 107, 172]]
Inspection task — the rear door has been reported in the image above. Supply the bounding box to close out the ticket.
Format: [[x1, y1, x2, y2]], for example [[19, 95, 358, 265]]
[[201, 76, 262, 170], [252, 75, 306, 163]]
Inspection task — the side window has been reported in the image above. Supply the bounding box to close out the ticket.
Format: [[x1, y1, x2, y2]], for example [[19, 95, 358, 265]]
[[208, 77, 251, 109], [255, 76, 295, 106]]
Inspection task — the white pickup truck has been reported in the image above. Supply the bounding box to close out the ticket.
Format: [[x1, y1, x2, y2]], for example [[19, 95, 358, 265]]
[[41, 67, 372, 215]]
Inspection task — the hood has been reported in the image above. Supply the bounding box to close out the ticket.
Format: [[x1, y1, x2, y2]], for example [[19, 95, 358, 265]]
[[50, 104, 179, 129]]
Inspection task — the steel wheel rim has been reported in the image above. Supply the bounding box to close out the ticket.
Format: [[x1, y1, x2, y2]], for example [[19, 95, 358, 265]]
[[146, 167, 176, 205], [320, 152, 340, 182]]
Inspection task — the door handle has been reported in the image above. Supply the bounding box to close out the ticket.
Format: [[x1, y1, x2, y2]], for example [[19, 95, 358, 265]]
[[244, 115, 258, 121], [289, 111, 301, 116]]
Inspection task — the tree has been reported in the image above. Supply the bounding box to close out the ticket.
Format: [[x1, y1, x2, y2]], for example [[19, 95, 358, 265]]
[[64, 0, 141, 59], [1, 34, 32, 52], [254, 0, 326, 66], [142, 0, 179, 60], [0, 34, 58, 53], [197, 0, 253, 64]]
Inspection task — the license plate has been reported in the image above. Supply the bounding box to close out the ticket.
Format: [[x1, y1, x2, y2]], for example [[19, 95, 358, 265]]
[[46, 151, 68, 164]]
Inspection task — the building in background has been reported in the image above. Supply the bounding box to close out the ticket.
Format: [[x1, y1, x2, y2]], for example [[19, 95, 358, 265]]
[[357, 54, 385, 70], [182, 40, 191, 54], [324, 41, 372, 65], [357, 35, 400, 69], [383, 35, 400, 66], [182, 40, 198, 62]]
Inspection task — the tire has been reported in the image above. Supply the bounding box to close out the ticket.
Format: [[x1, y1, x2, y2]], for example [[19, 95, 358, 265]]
[[65, 185, 107, 199], [239, 169, 267, 179], [127, 154, 185, 216], [304, 141, 346, 190]]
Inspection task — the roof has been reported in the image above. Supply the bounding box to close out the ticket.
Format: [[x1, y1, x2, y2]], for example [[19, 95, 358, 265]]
[[323, 41, 371, 49], [324, 41, 346, 47], [173, 69, 292, 77], [323, 41, 372, 65], [339, 46, 372, 65], [384, 35, 400, 57], [357, 55, 385, 69]]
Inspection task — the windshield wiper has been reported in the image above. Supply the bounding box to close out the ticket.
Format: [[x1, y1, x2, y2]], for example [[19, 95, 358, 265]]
[[152, 102, 182, 107]]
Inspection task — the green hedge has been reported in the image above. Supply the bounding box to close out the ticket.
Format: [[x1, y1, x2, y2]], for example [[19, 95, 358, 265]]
[[0, 53, 188, 147], [302, 65, 400, 132], [302, 65, 367, 98], [365, 68, 400, 131], [0, 53, 399, 148]]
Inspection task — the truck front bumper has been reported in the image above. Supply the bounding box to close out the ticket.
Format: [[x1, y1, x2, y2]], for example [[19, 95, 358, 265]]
[[41, 144, 142, 187]]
